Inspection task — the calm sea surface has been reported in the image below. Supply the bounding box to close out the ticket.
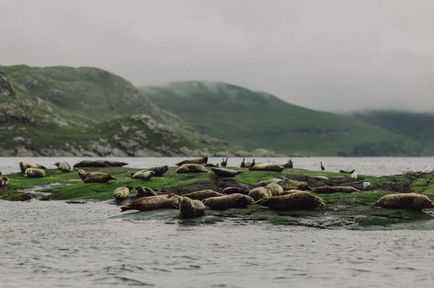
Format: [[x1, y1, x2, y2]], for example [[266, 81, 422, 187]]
[[1, 157, 434, 287]]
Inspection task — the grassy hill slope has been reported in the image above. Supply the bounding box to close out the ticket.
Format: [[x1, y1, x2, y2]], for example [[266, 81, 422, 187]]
[[354, 111, 434, 155], [0, 66, 231, 156], [144, 81, 419, 156]]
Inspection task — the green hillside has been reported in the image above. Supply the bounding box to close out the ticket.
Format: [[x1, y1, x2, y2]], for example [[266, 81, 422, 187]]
[[143, 81, 419, 156], [354, 111, 434, 155], [0, 66, 231, 156]]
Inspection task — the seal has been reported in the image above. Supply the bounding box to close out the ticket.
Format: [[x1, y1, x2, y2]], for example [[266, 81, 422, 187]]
[[202, 193, 254, 210], [283, 159, 293, 169], [176, 156, 208, 166], [257, 178, 309, 191], [77, 169, 116, 183], [256, 191, 325, 210], [132, 170, 155, 180], [248, 187, 272, 201], [24, 168, 46, 178], [19, 162, 47, 173], [312, 186, 360, 194], [0, 176, 9, 187], [182, 190, 224, 200], [121, 194, 181, 212], [73, 160, 128, 168], [373, 193, 433, 210], [339, 169, 355, 174], [240, 158, 255, 168], [265, 183, 284, 196], [136, 186, 158, 197], [178, 197, 206, 218], [114, 185, 133, 200], [210, 167, 242, 178], [223, 186, 249, 195], [54, 161, 73, 172], [146, 166, 169, 177], [249, 163, 284, 172], [176, 164, 208, 174]]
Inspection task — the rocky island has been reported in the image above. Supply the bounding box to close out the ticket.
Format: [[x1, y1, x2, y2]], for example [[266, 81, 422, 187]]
[[1, 159, 433, 229]]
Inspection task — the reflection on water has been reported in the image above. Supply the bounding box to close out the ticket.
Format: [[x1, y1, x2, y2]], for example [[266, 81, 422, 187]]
[[1, 200, 434, 288], [1, 156, 433, 176]]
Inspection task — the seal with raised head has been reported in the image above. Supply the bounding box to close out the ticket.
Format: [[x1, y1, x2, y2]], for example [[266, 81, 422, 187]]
[[248, 187, 272, 201], [373, 193, 433, 210], [176, 156, 208, 166], [210, 167, 242, 178], [24, 168, 46, 178], [136, 186, 158, 197], [73, 160, 128, 168], [114, 185, 133, 200], [19, 162, 47, 173], [77, 169, 116, 183], [132, 170, 155, 180], [54, 161, 73, 172], [223, 186, 249, 195], [256, 191, 325, 210], [312, 186, 360, 194], [182, 190, 224, 200], [0, 176, 9, 187], [176, 164, 208, 174], [146, 166, 169, 177], [178, 197, 206, 218], [202, 193, 254, 210], [249, 163, 284, 172], [113, 186, 130, 200], [121, 194, 181, 212]]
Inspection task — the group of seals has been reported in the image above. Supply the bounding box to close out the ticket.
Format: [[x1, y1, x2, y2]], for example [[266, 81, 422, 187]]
[[19, 162, 47, 173]]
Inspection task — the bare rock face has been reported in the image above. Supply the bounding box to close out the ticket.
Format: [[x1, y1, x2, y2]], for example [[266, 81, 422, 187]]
[[0, 72, 15, 97]]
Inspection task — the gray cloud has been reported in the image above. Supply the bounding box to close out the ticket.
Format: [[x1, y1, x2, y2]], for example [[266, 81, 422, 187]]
[[1, 0, 433, 112]]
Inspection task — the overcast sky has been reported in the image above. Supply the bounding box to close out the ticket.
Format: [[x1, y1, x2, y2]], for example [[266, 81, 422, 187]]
[[1, 0, 433, 112]]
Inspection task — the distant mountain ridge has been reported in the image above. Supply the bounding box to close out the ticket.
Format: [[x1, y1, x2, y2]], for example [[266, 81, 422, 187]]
[[1, 65, 431, 156], [143, 81, 422, 156]]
